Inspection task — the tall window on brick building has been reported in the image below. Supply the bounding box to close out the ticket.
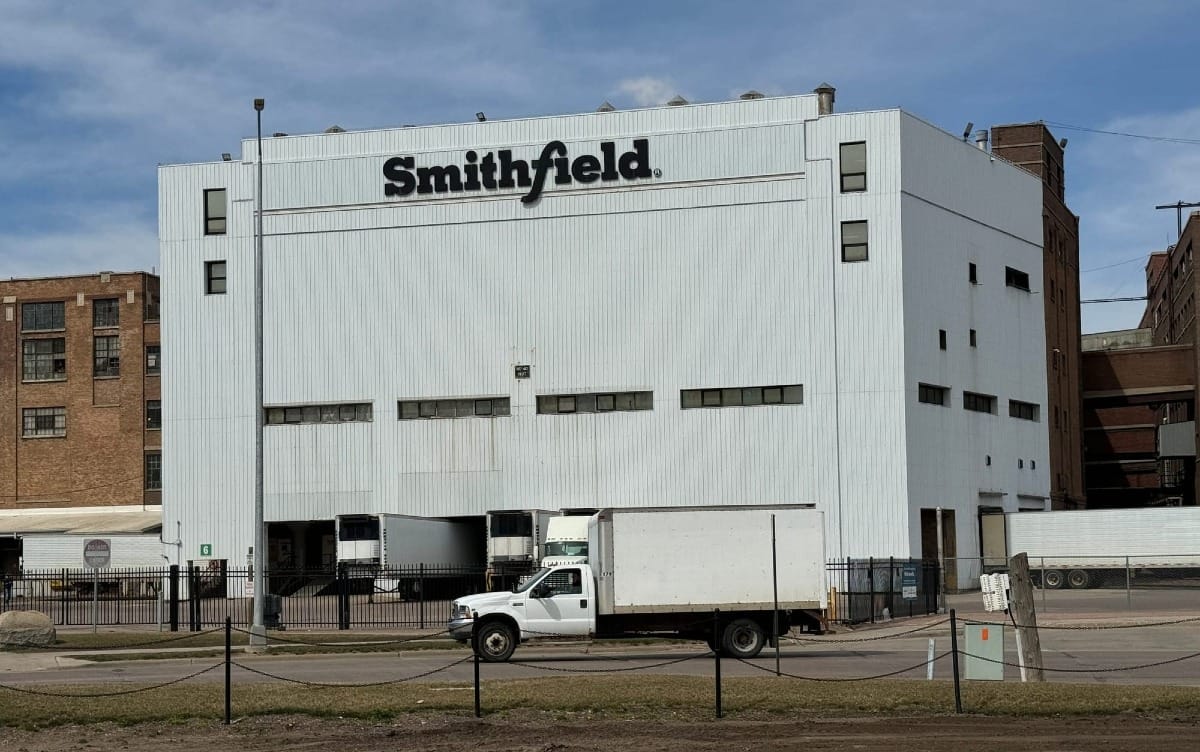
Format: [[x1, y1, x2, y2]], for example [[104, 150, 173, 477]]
[[94, 335, 120, 377], [93, 298, 119, 328], [146, 400, 162, 429], [146, 345, 161, 375], [145, 453, 162, 490]]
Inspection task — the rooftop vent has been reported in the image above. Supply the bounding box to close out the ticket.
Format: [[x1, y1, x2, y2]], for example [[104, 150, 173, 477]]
[[596, 101, 616, 112], [221, 153, 232, 161], [975, 129, 990, 150], [739, 90, 765, 100], [324, 125, 346, 133], [272, 132, 288, 137], [666, 95, 688, 107], [813, 82, 835, 115]]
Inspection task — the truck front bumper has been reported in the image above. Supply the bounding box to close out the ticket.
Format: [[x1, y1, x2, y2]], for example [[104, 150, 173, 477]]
[[447, 617, 474, 641]]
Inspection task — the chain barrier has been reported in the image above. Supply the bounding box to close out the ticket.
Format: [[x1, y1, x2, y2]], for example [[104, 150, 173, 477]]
[[734, 652, 952, 682], [784, 618, 951, 644], [508, 651, 714, 673], [18, 627, 226, 651], [230, 654, 474, 687], [229, 626, 455, 647], [0, 661, 222, 697], [962, 614, 1200, 631], [958, 648, 1200, 674]]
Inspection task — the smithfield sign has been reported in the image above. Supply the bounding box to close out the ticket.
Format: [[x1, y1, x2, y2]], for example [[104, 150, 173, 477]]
[[382, 139, 652, 205]]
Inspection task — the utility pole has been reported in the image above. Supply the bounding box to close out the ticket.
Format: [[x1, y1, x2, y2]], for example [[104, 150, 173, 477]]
[[1154, 201, 1200, 240]]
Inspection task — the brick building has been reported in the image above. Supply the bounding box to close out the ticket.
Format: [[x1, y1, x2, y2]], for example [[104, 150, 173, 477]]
[[0, 272, 161, 573], [991, 123, 1085, 509]]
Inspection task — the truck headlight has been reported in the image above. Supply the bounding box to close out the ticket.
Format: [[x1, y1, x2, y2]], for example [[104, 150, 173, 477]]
[[453, 603, 471, 619]]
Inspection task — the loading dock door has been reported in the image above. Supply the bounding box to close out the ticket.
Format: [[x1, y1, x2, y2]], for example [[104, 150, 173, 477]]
[[979, 510, 1007, 571]]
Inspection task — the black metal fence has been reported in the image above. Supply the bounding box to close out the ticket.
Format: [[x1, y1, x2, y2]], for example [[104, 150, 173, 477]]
[[2, 564, 494, 631], [825, 558, 941, 624]]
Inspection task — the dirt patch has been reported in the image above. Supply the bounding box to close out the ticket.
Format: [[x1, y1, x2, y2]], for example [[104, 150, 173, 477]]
[[2, 712, 1198, 752]]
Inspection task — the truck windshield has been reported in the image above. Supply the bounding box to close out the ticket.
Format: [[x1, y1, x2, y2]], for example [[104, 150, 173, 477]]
[[512, 568, 550, 593], [544, 541, 588, 557]]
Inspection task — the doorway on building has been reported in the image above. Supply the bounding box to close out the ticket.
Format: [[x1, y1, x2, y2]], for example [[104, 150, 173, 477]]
[[978, 507, 1007, 571], [920, 508, 957, 591], [267, 521, 336, 572]]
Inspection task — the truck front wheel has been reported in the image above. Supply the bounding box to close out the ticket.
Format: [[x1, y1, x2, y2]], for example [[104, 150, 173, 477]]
[[722, 618, 766, 659], [474, 621, 517, 662]]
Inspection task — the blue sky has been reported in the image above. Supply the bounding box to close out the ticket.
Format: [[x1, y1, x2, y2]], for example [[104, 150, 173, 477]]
[[1, 0, 1198, 333]]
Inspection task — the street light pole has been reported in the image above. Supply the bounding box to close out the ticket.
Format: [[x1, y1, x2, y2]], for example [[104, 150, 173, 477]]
[[250, 97, 267, 648]]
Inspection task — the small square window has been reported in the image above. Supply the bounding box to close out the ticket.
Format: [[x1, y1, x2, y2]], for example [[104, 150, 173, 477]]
[[841, 221, 868, 262], [633, 392, 653, 410], [417, 401, 435, 418], [763, 386, 783, 404], [557, 396, 577, 414], [614, 393, 635, 411], [399, 401, 419, 420], [355, 404, 372, 422], [537, 395, 558, 414], [284, 407, 302, 423], [742, 387, 763, 406], [475, 399, 493, 416], [93, 298, 120, 328], [577, 394, 597, 413], [321, 405, 339, 422], [597, 394, 617, 411], [302, 405, 320, 423], [721, 388, 743, 406], [267, 408, 284, 424], [205, 260, 227, 295], [493, 398, 511, 416], [782, 385, 803, 404], [701, 389, 722, 407], [1005, 266, 1030, 292]]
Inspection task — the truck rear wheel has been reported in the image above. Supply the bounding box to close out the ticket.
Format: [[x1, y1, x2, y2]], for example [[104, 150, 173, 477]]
[[474, 621, 517, 662], [1042, 569, 1064, 589], [1067, 569, 1091, 589], [722, 618, 766, 659]]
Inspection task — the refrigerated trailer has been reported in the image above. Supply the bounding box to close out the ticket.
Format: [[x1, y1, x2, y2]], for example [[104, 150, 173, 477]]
[[1002, 507, 1200, 589], [451, 505, 826, 661], [485, 509, 556, 589]]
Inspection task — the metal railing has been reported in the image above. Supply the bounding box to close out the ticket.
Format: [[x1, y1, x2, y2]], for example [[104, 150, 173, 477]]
[[825, 558, 940, 624]]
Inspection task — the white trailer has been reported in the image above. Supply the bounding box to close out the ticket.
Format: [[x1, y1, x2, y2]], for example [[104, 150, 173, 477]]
[[1005, 507, 1200, 589], [451, 505, 826, 661], [16, 534, 165, 599], [486, 509, 556, 588], [336, 514, 478, 567]]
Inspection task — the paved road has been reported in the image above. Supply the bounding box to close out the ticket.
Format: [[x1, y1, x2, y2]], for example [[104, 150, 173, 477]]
[[3, 616, 1199, 688]]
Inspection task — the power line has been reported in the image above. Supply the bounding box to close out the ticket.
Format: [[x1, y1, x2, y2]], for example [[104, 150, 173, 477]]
[[1081, 255, 1147, 273], [1043, 120, 1200, 146]]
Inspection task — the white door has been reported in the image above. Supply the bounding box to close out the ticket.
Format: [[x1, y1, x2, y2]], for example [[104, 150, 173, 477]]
[[522, 567, 592, 638]]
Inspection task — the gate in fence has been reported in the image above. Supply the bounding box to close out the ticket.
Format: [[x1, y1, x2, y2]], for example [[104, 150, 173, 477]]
[[826, 558, 941, 624]]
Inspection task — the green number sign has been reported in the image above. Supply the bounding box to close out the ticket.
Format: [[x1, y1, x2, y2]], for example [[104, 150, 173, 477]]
[[200, 544, 213, 557]]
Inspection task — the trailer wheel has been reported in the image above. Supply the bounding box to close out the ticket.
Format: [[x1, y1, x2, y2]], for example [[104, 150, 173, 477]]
[[1042, 569, 1065, 589], [722, 618, 766, 659], [474, 621, 517, 662], [1067, 569, 1091, 589]]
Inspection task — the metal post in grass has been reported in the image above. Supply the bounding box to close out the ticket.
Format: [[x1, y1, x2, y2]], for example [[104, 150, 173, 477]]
[[949, 608, 962, 714], [472, 612, 481, 718], [1125, 555, 1132, 612], [419, 563, 426, 629], [169, 564, 179, 632], [713, 608, 722, 719], [224, 616, 232, 725], [771, 514, 780, 677]]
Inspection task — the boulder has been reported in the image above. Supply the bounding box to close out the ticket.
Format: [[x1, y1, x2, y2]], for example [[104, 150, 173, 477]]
[[0, 610, 57, 648]]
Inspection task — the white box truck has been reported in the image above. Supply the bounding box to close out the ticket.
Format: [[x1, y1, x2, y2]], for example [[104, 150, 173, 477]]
[[450, 505, 826, 662], [1004, 507, 1200, 589]]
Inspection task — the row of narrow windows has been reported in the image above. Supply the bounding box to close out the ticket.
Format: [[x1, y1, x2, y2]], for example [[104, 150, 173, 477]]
[[918, 384, 1039, 421]]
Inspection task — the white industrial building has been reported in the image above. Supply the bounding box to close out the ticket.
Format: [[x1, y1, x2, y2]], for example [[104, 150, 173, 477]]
[[159, 86, 1049, 584]]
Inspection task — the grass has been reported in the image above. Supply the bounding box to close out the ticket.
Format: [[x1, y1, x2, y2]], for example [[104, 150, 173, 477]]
[[63, 640, 467, 662], [1, 675, 1199, 729], [3, 630, 447, 652]]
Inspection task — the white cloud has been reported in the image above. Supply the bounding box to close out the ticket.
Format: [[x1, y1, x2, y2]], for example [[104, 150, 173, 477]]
[[616, 76, 680, 107], [0, 207, 158, 279]]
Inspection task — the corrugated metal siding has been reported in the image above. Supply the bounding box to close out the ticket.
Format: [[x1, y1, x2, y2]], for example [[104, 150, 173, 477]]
[[22, 534, 165, 569]]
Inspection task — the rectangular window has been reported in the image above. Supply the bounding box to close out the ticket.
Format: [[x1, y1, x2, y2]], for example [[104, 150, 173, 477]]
[[22, 407, 66, 437], [205, 261, 227, 295], [841, 221, 868, 262], [398, 396, 511, 420], [204, 189, 227, 235], [93, 335, 120, 377], [21, 302, 65, 332], [265, 402, 373, 425], [939, 329, 947, 350], [538, 391, 652, 415], [145, 453, 162, 490], [963, 391, 997, 414], [146, 345, 160, 375], [839, 141, 867, 192], [1005, 266, 1030, 291], [93, 298, 119, 328], [1009, 400, 1040, 421], [969, 263, 977, 284], [22, 338, 66, 381], [969, 329, 977, 347], [680, 384, 803, 409], [918, 383, 948, 406], [146, 400, 162, 429]]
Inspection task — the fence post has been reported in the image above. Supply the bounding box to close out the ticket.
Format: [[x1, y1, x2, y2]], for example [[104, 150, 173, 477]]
[[868, 557, 875, 624], [887, 556, 895, 619], [188, 564, 201, 632], [419, 563, 426, 630], [949, 608, 962, 714], [472, 612, 481, 718], [169, 565, 179, 632], [713, 608, 722, 719], [1125, 555, 1132, 612], [224, 616, 232, 725], [337, 563, 350, 630], [61, 568, 69, 626]]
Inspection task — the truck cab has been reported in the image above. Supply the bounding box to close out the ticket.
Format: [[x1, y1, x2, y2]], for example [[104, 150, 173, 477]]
[[540, 515, 591, 567], [449, 564, 596, 661]]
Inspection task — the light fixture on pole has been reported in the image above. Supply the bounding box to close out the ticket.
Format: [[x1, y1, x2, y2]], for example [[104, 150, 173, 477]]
[[251, 96, 267, 648]]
